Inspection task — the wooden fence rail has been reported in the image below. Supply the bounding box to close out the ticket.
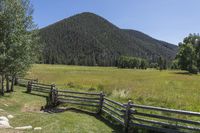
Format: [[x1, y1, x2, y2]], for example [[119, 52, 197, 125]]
[[16, 78, 200, 133], [102, 97, 126, 126], [56, 89, 101, 110], [129, 103, 200, 133], [27, 81, 52, 93], [15, 77, 38, 87]]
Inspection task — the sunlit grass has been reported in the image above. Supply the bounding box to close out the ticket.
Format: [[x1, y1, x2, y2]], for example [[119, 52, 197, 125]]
[[0, 87, 115, 133], [1, 64, 199, 133], [28, 64, 200, 112]]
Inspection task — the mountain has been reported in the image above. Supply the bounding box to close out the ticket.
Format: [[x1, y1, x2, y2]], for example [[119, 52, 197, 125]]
[[39, 12, 178, 66]]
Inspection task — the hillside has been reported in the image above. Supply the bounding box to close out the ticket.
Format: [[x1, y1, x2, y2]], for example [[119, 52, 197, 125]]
[[39, 12, 178, 66]]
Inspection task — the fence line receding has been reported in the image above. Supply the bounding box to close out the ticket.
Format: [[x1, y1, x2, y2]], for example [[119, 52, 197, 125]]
[[15, 78, 200, 133]]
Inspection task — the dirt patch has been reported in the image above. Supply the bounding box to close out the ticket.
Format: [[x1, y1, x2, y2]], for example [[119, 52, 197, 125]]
[[21, 104, 42, 113]]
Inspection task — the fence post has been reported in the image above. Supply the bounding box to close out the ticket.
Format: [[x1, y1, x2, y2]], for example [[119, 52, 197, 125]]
[[27, 81, 32, 93], [50, 84, 58, 107], [54, 88, 58, 106], [26, 81, 29, 92], [49, 84, 54, 105], [124, 100, 132, 133], [97, 91, 104, 114]]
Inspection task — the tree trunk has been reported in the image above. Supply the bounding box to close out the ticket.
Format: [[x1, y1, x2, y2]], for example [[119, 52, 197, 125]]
[[6, 75, 10, 92], [14, 77, 18, 85], [10, 76, 15, 92], [1, 75, 5, 96]]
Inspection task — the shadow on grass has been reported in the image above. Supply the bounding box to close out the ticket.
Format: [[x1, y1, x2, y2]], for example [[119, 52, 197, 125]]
[[173, 71, 194, 75], [42, 107, 123, 133], [0, 94, 11, 98], [23, 91, 122, 132], [0, 91, 13, 98]]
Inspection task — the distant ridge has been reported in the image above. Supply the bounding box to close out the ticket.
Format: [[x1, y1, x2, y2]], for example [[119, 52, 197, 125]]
[[39, 12, 178, 66]]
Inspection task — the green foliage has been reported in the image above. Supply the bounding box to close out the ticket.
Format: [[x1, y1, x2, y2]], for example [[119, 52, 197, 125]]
[[140, 59, 148, 69], [0, 0, 39, 94], [171, 59, 179, 69], [176, 34, 200, 74], [39, 12, 177, 66], [149, 63, 158, 68], [157, 56, 167, 70], [188, 64, 198, 74], [117, 56, 148, 69]]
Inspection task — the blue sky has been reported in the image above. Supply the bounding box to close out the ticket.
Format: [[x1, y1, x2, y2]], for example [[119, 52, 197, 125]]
[[31, 0, 200, 45]]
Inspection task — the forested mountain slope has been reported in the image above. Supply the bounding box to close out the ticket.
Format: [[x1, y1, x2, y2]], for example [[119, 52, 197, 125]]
[[39, 12, 178, 66]]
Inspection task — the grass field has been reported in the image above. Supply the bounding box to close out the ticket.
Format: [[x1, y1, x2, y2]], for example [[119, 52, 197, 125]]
[[1, 64, 200, 133], [28, 64, 200, 112], [0, 87, 118, 133]]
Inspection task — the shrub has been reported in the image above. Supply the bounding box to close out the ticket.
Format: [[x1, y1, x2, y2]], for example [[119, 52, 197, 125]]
[[188, 65, 199, 74]]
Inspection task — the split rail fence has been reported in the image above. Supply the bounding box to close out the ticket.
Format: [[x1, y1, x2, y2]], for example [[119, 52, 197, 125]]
[[17, 78, 200, 133]]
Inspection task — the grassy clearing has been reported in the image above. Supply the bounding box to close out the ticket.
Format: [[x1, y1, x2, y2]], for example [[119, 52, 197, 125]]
[[0, 87, 116, 133], [28, 64, 200, 112]]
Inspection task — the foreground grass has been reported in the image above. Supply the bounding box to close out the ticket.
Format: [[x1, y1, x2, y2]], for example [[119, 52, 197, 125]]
[[0, 87, 116, 133], [28, 64, 200, 112]]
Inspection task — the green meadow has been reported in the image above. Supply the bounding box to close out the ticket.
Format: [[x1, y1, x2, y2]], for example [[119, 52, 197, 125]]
[[28, 64, 200, 112], [1, 64, 200, 133], [0, 87, 116, 133]]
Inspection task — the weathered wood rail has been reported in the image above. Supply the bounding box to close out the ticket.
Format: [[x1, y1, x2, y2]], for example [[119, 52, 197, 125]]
[[57, 90, 101, 109], [15, 77, 38, 87], [27, 81, 52, 94], [129, 103, 200, 133], [16, 78, 200, 133]]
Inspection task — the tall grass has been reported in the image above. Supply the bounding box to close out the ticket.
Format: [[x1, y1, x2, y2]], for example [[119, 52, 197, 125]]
[[28, 64, 200, 112]]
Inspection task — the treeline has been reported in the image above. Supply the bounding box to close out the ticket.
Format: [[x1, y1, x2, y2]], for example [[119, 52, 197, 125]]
[[116, 56, 148, 69], [116, 56, 168, 70]]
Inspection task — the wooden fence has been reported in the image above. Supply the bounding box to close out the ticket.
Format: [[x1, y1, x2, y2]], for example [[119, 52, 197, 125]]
[[57, 90, 102, 110], [15, 77, 38, 87], [16, 78, 200, 133], [128, 103, 200, 133], [27, 81, 52, 94]]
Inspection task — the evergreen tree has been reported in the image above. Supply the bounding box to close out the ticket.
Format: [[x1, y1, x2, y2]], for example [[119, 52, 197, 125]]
[[158, 56, 164, 70], [140, 59, 148, 69]]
